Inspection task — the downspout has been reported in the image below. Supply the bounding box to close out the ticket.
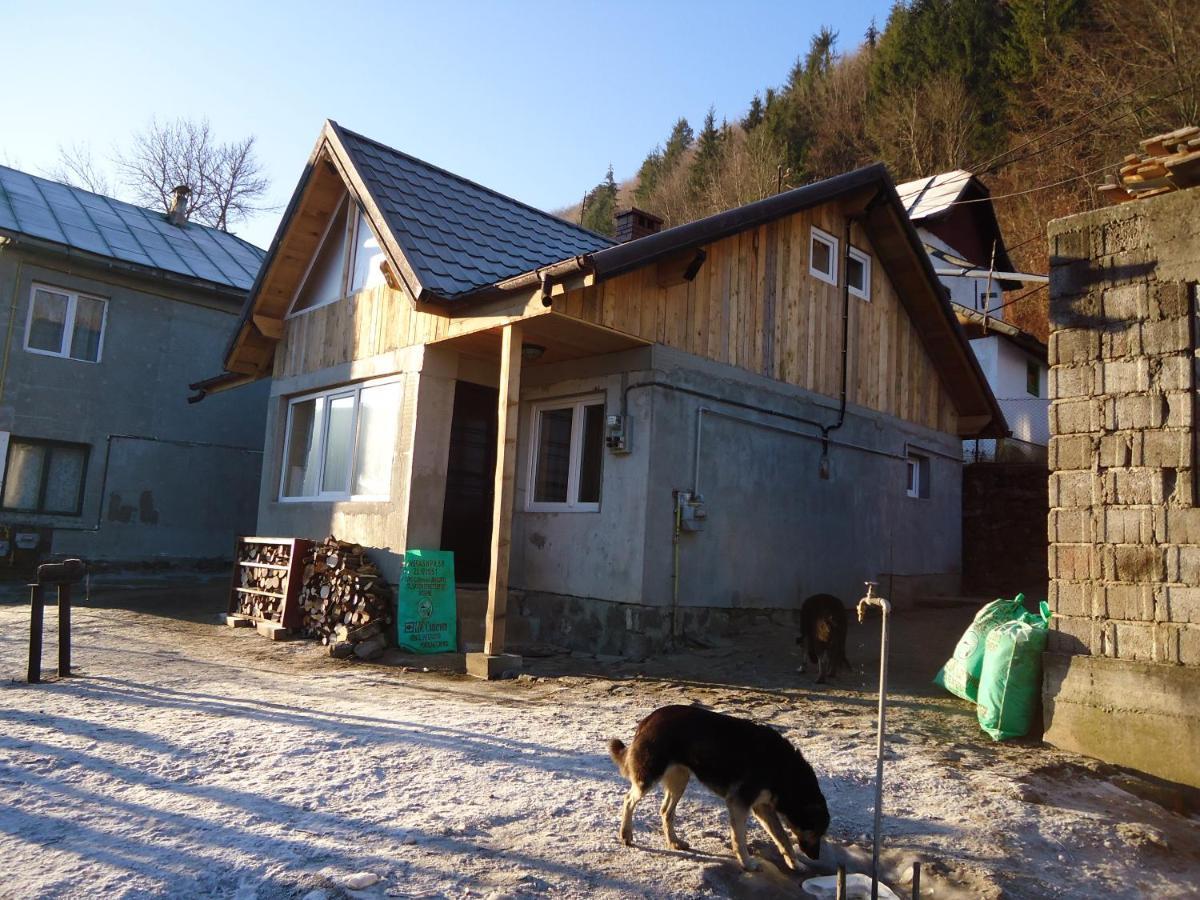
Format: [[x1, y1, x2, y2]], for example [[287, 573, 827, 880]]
[[0, 238, 24, 407], [817, 213, 854, 475]]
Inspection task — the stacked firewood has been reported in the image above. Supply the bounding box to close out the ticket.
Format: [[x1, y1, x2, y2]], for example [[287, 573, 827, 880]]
[[1099, 126, 1200, 205], [233, 542, 292, 621], [297, 536, 394, 659]]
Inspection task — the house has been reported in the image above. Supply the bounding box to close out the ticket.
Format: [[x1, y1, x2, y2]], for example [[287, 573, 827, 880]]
[[0, 165, 268, 569], [199, 121, 1004, 673], [1044, 186, 1200, 790], [897, 170, 1050, 457]]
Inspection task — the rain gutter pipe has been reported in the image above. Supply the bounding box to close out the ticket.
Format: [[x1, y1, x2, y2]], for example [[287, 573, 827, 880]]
[[856, 582, 892, 900]]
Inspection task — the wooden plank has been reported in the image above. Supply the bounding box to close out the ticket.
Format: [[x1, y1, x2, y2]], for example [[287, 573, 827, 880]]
[[484, 323, 522, 656]]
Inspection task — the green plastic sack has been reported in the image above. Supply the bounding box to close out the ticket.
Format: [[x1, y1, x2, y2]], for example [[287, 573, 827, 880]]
[[977, 601, 1052, 741], [934, 594, 1028, 702]]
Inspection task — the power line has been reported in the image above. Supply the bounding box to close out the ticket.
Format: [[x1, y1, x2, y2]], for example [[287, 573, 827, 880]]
[[972, 72, 1163, 174]]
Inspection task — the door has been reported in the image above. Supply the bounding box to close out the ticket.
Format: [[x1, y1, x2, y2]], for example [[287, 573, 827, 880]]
[[440, 381, 499, 584]]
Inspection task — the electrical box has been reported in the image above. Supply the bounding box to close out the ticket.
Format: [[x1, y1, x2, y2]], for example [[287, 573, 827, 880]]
[[605, 414, 629, 453], [676, 491, 707, 532]]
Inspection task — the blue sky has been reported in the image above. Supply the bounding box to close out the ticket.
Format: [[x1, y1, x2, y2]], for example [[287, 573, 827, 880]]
[[3, 1, 894, 249]]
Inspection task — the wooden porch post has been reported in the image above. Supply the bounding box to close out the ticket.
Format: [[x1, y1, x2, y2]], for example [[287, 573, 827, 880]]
[[467, 322, 524, 679]]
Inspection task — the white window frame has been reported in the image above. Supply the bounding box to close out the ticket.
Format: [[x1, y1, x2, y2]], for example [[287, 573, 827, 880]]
[[23, 283, 108, 363], [906, 451, 930, 499], [525, 394, 605, 513], [847, 246, 872, 301], [810, 226, 839, 287], [278, 376, 401, 503], [286, 197, 387, 320]]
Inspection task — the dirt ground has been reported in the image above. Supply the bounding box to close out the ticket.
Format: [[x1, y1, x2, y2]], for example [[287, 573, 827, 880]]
[[0, 577, 1197, 899]]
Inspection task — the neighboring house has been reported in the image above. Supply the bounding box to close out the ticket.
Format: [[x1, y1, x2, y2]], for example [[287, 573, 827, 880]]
[[0, 165, 268, 569], [897, 170, 1050, 457], [1045, 186, 1200, 790], [198, 121, 1004, 671]]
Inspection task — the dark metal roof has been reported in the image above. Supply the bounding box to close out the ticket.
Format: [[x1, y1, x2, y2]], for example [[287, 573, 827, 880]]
[[333, 124, 613, 300], [0, 164, 265, 292]]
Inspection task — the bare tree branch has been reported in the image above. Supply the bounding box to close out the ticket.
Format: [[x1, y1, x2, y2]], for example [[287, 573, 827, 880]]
[[48, 143, 113, 195]]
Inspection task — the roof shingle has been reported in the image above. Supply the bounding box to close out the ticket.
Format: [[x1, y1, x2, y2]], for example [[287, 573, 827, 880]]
[[334, 124, 612, 299]]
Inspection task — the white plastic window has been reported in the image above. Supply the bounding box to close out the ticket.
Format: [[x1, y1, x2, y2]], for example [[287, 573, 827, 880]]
[[527, 396, 605, 512], [24, 284, 107, 362], [847, 246, 871, 300], [280, 379, 402, 501], [810, 227, 839, 286]]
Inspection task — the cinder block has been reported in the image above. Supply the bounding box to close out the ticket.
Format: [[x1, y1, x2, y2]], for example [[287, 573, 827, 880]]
[[1103, 507, 1150, 544], [1052, 226, 1091, 260], [1112, 621, 1156, 662], [1179, 626, 1200, 666], [1160, 586, 1200, 625], [1140, 318, 1191, 356], [1138, 429, 1191, 468], [1153, 356, 1193, 392], [1109, 544, 1161, 583], [1048, 364, 1096, 400], [1050, 434, 1095, 471], [1050, 329, 1098, 366], [1100, 360, 1147, 394], [1101, 284, 1146, 320], [1052, 543, 1097, 581], [1100, 325, 1139, 361], [1105, 468, 1161, 506], [1048, 614, 1095, 655], [1147, 281, 1189, 320], [1050, 470, 1096, 508], [1103, 583, 1154, 620], [1166, 545, 1200, 584], [1050, 580, 1092, 617], [1163, 392, 1192, 429], [1050, 507, 1093, 543], [1098, 433, 1133, 468], [1108, 394, 1162, 431], [1164, 507, 1200, 544], [1051, 398, 1099, 435]]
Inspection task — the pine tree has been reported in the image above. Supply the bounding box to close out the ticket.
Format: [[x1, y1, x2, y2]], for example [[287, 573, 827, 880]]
[[581, 164, 618, 236], [689, 107, 725, 203], [742, 94, 765, 131], [634, 118, 693, 207]]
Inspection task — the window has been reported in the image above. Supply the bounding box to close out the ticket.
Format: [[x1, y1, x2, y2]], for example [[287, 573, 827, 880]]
[[280, 379, 402, 501], [1, 437, 89, 515], [906, 452, 930, 500], [527, 396, 605, 512], [847, 246, 871, 300], [1026, 360, 1040, 397], [24, 284, 107, 362], [810, 227, 838, 286], [290, 197, 387, 317]]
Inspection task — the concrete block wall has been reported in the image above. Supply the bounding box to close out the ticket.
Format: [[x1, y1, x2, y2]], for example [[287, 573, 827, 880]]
[[1047, 190, 1200, 666], [1045, 187, 1200, 789]]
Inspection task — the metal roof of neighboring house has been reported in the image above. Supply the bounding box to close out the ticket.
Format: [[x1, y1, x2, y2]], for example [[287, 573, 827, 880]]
[[0, 164, 265, 292], [334, 125, 614, 299], [895, 169, 974, 221]]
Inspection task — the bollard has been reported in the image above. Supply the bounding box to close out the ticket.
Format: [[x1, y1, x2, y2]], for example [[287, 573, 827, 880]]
[[27, 558, 86, 683], [27, 584, 44, 684], [911, 861, 921, 899]]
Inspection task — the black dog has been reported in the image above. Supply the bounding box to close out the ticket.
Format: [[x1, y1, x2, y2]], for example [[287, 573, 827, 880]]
[[797, 593, 850, 684], [609, 704, 830, 871]]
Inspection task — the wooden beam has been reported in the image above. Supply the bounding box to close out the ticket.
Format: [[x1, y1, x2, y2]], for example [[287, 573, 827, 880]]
[[483, 323, 522, 656], [252, 315, 284, 339]]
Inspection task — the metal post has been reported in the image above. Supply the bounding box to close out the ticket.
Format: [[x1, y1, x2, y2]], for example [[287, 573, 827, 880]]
[[911, 861, 921, 900], [57, 583, 71, 677], [836, 864, 846, 900], [857, 582, 892, 900], [27, 584, 43, 684]]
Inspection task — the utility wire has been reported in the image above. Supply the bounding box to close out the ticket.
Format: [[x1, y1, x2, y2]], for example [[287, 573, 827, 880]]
[[971, 72, 1163, 174]]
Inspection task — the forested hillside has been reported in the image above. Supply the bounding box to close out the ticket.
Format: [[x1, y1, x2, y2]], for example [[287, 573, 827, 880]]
[[567, 0, 1198, 340]]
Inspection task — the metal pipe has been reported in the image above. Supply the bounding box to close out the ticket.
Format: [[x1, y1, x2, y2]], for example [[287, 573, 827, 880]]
[[911, 861, 921, 900], [836, 864, 847, 900], [671, 494, 682, 644], [27, 584, 43, 684], [857, 581, 892, 900], [57, 583, 72, 678]]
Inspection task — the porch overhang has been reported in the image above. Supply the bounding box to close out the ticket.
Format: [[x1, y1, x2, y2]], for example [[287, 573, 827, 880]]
[[430, 311, 650, 365]]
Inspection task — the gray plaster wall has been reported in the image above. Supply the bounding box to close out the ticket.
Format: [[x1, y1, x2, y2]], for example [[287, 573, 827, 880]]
[[0, 247, 267, 563], [511, 344, 963, 616], [255, 344, 455, 585]]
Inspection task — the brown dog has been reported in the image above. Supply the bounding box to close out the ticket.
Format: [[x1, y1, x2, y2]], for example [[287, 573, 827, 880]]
[[609, 705, 829, 871]]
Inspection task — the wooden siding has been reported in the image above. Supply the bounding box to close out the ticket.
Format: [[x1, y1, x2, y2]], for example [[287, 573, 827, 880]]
[[558, 205, 958, 434]]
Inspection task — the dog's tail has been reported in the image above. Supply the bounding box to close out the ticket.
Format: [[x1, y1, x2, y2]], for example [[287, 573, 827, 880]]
[[608, 738, 628, 776]]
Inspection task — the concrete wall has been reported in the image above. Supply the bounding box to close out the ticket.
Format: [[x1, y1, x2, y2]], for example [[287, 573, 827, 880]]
[[510, 343, 963, 653], [0, 247, 267, 564], [1045, 187, 1200, 789]]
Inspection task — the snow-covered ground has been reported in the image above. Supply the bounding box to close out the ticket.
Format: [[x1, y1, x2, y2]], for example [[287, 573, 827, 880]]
[[0, 587, 1197, 899]]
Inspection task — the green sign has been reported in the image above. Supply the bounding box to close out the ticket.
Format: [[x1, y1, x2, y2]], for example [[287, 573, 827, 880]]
[[397, 549, 457, 653]]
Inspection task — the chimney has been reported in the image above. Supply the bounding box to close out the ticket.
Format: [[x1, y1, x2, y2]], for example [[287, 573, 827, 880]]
[[614, 207, 663, 243], [167, 185, 191, 227]]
